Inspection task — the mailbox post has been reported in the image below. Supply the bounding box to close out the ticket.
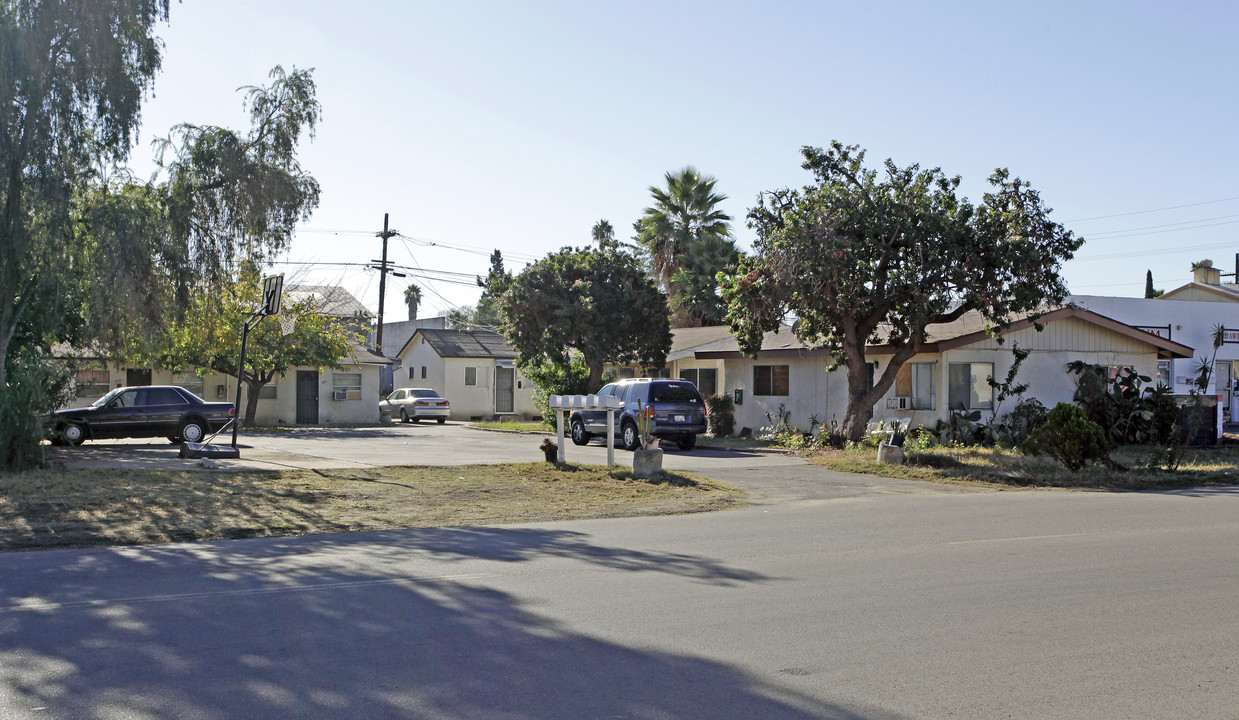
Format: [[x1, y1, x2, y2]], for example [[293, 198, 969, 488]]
[[549, 394, 621, 467]]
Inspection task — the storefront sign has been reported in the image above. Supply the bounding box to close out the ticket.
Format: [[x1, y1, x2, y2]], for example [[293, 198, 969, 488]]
[[1135, 325, 1172, 340]]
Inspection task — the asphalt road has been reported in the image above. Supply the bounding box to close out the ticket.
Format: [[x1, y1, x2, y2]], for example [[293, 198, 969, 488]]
[[9, 426, 1239, 719]]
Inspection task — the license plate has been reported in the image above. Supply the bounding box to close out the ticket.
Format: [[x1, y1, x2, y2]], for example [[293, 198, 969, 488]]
[[673, 415, 686, 422]]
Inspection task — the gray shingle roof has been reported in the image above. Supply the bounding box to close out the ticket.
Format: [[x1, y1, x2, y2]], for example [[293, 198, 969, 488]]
[[285, 285, 372, 318], [408, 329, 516, 359]]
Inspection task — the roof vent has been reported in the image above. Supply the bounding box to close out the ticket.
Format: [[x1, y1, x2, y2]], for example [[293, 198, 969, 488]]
[[1193, 259, 1221, 285]]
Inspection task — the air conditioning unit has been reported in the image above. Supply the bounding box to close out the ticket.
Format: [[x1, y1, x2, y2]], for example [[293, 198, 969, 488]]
[[885, 396, 912, 410], [331, 390, 348, 401]]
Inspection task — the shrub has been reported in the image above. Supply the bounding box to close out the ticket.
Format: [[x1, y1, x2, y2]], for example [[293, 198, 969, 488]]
[[996, 397, 1048, 447], [704, 393, 735, 437], [522, 359, 592, 431], [1019, 402, 1110, 471], [0, 352, 75, 471]]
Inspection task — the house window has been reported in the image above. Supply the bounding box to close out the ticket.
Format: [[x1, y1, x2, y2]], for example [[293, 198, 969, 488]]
[[753, 365, 790, 396], [465, 367, 477, 386], [74, 369, 110, 399], [171, 370, 204, 399], [409, 367, 416, 380], [421, 366, 427, 379], [617, 367, 636, 379], [948, 362, 993, 410], [679, 368, 718, 396], [258, 382, 277, 400], [332, 372, 362, 401], [911, 362, 936, 410], [1157, 360, 1170, 388]]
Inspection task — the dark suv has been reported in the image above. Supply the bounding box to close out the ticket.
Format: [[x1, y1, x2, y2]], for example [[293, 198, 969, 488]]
[[569, 378, 707, 451]]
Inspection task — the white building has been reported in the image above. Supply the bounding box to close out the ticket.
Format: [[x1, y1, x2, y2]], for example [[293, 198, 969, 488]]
[[393, 328, 537, 420], [664, 307, 1193, 434], [1070, 261, 1239, 420]]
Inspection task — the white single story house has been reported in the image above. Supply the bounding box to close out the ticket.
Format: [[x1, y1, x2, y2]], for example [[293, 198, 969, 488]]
[[393, 328, 537, 420], [60, 340, 392, 426], [662, 307, 1194, 434], [57, 285, 392, 425]]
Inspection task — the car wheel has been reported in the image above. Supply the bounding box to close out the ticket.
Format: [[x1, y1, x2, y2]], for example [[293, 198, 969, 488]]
[[400, 409, 409, 423], [61, 423, 86, 446], [621, 421, 641, 451], [436, 417, 446, 424], [179, 418, 207, 444], [570, 417, 591, 446], [678, 434, 697, 451]]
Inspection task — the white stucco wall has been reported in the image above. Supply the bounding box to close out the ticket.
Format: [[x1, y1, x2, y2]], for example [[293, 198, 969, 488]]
[[61, 363, 384, 426], [393, 336, 536, 420], [712, 356, 834, 434]]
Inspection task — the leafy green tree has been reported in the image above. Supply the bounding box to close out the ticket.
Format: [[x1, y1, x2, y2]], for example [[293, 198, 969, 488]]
[[158, 268, 359, 424], [0, 0, 171, 386], [498, 246, 671, 391], [722, 142, 1083, 441], [635, 167, 737, 327]]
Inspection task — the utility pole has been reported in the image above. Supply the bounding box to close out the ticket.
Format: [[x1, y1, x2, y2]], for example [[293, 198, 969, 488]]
[[374, 213, 397, 355]]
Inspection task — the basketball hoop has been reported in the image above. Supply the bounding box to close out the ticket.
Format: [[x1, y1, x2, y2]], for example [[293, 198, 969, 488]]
[[277, 311, 297, 336]]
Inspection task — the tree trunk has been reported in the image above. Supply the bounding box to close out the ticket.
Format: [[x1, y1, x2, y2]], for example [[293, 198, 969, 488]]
[[244, 380, 264, 424], [842, 344, 922, 442], [585, 361, 605, 395], [843, 360, 877, 442]]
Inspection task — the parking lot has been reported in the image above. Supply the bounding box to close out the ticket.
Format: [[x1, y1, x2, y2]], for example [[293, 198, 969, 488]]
[[47, 421, 780, 470]]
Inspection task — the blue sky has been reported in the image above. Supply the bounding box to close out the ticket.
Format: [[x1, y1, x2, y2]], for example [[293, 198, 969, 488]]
[[128, 1, 1239, 317]]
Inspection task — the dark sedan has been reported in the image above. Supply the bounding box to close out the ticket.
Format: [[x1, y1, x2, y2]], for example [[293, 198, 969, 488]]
[[52, 385, 236, 445]]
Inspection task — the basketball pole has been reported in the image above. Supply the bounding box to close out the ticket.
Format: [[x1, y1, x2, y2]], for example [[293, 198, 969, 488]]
[[232, 275, 283, 449]]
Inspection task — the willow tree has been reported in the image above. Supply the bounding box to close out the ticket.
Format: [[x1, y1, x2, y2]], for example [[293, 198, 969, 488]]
[[0, 0, 170, 386], [722, 142, 1083, 440]]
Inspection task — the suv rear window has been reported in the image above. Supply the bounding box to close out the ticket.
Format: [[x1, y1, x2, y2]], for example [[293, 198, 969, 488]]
[[649, 382, 702, 404]]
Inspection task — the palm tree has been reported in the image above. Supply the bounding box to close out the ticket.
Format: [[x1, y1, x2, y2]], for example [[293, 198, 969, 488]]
[[403, 283, 422, 321], [636, 167, 735, 327], [591, 219, 615, 248], [636, 167, 732, 293], [669, 235, 742, 326]]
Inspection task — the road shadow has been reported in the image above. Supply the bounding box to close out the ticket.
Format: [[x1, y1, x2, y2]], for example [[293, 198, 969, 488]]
[[0, 532, 906, 720]]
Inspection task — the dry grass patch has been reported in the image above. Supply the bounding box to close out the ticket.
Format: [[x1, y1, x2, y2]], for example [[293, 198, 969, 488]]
[[808, 444, 1239, 490], [0, 463, 745, 552]]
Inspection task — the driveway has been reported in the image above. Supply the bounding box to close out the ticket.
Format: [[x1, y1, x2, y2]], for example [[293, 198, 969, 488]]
[[46, 423, 968, 503]]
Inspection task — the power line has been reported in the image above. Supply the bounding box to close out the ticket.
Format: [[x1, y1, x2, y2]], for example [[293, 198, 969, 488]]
[[1082, 213, 1239, 240], [1073, 239, 1238, 262], [1065, 195, 1239, 223]]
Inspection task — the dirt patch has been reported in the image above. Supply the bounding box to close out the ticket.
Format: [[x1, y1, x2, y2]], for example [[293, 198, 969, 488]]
[[0, 463, 746, 551]]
